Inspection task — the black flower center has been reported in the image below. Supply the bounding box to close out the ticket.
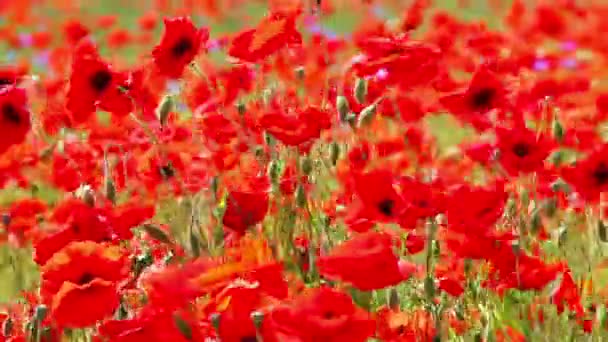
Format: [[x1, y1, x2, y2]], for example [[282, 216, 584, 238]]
[[0, 78, 13, 86], [322, 311, 336, 319], [470, 88, 495, 110], [240, 337, 258, 342], [593, 162, 608, 185], [171, 37, 193, 57], [512, 142, 530, 158], [377, 199, 395, 216], [77, 272, 95, 285], [90, 70, 112, 93], [2, 104, 21, 124], [159, 163, 175, 179]]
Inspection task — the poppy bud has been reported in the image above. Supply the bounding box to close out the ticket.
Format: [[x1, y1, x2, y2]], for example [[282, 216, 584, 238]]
[[210, 312, 221, 332], [190, 229, 201, 257], [300, 156, 313, 175], [294, 66, 305, 80], [268, 160, 281, 185], [387, 288, 400, 310], [354, 77, 367, 104], [76, 184, 95, 207], [210, 176, 219, 199], [33, 305, 48, 323], [329, 142, 340, 166], [2, 317, 12, 336], [236, 102, 246, 116], [296, 184, 307, 208], [550, 179, 571, 194], [530, 209, 541, 234], [558, 223, 568, 247], [552, 116, 564, 142], [548, 150, 564, 167], [357, 103, 377, 128], [264, 132, 275, 146], [424, 276, 435, 299], [1, 213, 10, 226], [598, 220, 608, 243], [173, 314, 193, 340], [262, 88, 273, 107], [543, 198, 557, 218], [336, 95, 350, 122], [105, 178, 116, 204], [250, 311, 264, 329], [157, 95, 173, 127]]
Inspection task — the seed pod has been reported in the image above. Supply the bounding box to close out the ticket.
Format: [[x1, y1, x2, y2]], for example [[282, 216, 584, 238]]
[[294, 66, 305, 80], [354, 78, 367, 104], [357, 103, 377, 128], [33, 305, 48, 323], [268, 160, 281, 184], [236, 102, 246, 116], [336, 95, 350, 122], [424, 276, 435, 299], [157, 95, 173, 127]]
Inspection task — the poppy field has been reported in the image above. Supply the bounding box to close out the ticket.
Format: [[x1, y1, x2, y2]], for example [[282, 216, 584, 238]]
[[2, 0, 608, 341]]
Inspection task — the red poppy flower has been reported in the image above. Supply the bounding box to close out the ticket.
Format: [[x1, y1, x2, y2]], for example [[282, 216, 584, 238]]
[[445, 181, 507, 235], [260, 106, 331, 147], [0, 86, 30, 154], [62, 19, 89, 45], [152, 17, 208, 78], [349, 169, 404, 223], [40, 241, 128, 328], [222, 190, 269, 235], [562, 144, 608, 202], [100, 310, 201, 342], [317, 231, 406, 290], [66, 51, 132, 123], [495, 125, 555, 176], [352, 34, 441, 90], [551, 270, 584, 318], [269, 287, 375, 342], [440, 65, 507, 131], [229, 10, 302, 62]]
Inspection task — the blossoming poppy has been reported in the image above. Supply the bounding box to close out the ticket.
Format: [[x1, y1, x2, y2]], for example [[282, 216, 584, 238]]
[[268, 287, 375, 342], [222, 190, 269, 236], [317, 231, 407, 290], [66, 49, 132, 123], [40, 241, 128, 328], [562, 144, 608, 203], [440, 65, 507, 131], [152, 17, 208, 78], [229, 10, 302, 62], [495, 125, 555, 176], [260, 106, 331, 147], [0, 86, 30, 154]]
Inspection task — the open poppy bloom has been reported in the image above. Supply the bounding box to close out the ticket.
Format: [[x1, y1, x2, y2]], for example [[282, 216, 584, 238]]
[[229, 10, 302, 62], [152, 17, 209, 78], [440, 65, 507, 131], [562, 144, 608, 203], [260, 106, 331, 147], [0, 86, 30, 154], [66, 49, 132, 123], [40, 241, 128, 328], [317, 231, 407, 290], [495, 125, 555, 176], [222, 190, 269, 235], [268, 287, 375, 342]]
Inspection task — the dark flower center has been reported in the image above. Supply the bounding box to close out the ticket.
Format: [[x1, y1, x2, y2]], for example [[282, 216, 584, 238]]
[[77, 272, 95, 285], [159, 163, 175, 179], [377, 199, 395, 217], [171, 37, 193, 57], [322, 311, 336, 319], [395, 325, 406, 335], [470, 88, 495, 109], [593, 162, 608, 185], [2, 104, 21, 124], [240, 336, 258, 342], [0, 78, 13, 86], [90, 70, 112, 93], [512, 142, 530, 158]]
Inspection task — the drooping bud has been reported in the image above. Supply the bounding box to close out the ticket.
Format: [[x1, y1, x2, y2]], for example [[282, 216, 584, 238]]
[[599, 220, 608, 243], [300, 156, 313, 175], [552, 116, 564, 142], [296, 184, 307, 208], [354, 78, 367, 104], [357, 103, 377, 128], [336, 95, 350, 122], [294, 66, 305, 80], [157, 95, 174, 127]]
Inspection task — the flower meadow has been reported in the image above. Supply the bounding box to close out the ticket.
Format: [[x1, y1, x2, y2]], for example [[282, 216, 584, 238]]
[[4, 0, 608, 340]]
